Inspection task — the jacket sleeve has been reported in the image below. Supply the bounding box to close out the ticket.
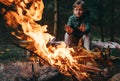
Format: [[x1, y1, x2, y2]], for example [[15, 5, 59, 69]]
[[67, 16, 73, 28]]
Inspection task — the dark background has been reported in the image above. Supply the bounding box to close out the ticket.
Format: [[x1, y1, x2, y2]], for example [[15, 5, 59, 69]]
[[43, 0, 120, 42], [0, 0, 120, 44]]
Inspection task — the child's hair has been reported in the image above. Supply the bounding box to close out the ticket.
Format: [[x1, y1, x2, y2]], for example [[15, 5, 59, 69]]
[[73, 0, 89, 15]]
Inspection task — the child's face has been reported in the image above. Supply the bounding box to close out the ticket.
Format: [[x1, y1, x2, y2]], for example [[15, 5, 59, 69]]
[[73, 5, 84, 17]]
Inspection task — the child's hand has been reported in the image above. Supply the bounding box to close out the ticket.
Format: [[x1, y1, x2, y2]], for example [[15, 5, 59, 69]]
[[78, 23, 86, 32], [64, 24, 73, 34]]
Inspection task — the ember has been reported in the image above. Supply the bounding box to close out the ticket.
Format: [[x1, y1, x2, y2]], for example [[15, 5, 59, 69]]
[[0, 0, 109, 81]]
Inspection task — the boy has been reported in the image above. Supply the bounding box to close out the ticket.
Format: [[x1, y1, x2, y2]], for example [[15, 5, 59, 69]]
[[64, 0, 91, 50]]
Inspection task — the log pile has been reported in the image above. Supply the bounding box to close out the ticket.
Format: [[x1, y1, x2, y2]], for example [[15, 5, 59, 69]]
[[15, 41, 112, 81]]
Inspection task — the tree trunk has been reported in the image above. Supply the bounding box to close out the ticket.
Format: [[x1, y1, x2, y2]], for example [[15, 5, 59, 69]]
[[53, 0, 59, 37]]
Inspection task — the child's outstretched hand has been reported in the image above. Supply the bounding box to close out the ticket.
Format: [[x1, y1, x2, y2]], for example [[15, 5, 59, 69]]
[[64, 24, 73, 34], [78, 23, 86, 32]]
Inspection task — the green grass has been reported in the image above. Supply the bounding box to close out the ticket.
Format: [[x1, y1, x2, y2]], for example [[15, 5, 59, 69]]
[[0, 44, 27, 63]]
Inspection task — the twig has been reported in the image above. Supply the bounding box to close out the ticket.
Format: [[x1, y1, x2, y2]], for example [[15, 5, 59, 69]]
[[11, 42, 51, 66]]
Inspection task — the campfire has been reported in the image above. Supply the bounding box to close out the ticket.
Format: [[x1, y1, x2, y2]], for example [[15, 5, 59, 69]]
[[0, 0, 111, 81]]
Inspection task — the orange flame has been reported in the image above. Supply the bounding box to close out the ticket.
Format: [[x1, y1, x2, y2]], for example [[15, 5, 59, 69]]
[[1, 0, 100, 80]]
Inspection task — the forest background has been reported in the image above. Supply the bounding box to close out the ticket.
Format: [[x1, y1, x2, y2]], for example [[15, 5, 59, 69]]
[[42, 0, 120, 42], [0, 0, 120, 44]]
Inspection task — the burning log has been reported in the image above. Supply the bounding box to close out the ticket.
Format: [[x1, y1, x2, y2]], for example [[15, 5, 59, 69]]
[[13, 40, 104, 81], [12, 41, 51, 66], [10, 34, 108, 81]]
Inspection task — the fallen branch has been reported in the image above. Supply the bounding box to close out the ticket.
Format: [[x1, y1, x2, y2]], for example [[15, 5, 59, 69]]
[[11, 42, 51, 66]]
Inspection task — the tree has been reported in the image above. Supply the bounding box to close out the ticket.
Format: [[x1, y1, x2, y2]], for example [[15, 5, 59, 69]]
[[53, 0, 59, 37]]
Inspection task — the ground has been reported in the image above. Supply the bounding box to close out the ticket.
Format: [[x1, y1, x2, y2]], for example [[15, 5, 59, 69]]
[[0, 44, 120, 81]]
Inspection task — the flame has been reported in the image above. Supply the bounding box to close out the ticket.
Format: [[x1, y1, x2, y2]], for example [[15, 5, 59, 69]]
[[1, 0, 101, 80]]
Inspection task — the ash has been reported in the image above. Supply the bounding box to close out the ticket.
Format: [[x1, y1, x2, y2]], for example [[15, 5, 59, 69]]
[[0, 62, 60, 81]]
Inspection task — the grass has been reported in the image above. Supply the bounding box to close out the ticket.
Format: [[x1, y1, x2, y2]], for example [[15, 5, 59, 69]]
[[0, 44, 27, 63]]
